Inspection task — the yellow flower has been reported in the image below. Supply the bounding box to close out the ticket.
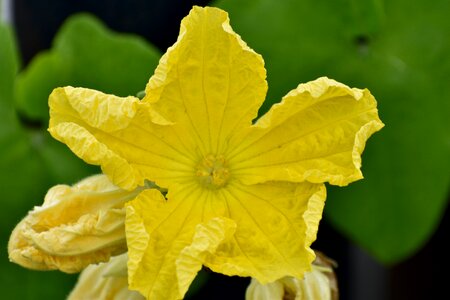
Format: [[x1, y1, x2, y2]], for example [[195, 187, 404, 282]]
[[47, 6, 383, 300], [8, 174, 140, 273], [246, 252, 338, 300], [68, 254, 144, 300]]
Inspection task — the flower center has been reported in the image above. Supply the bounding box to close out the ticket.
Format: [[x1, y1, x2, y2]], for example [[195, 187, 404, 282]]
[[196, 154, 230, 189]]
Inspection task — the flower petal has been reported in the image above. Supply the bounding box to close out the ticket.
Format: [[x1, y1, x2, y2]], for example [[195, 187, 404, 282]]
[[49, 87, 197, 190], [8, 174, 136, 273], [229, 77, 384, 186], [246, 267, 334, 300], [126, 180, 325, 298], [204, 181, 326, 283], [68, 254, 144, 300], [125, 188, 236, 300], [246, 279, 285, 300], [176, 216, 236, 294], [144, 6, 267, 154]]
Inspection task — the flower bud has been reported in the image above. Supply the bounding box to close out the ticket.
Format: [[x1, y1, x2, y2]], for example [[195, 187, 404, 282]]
[[246, 251, 338, 300], [8, 174, 142, 273], [68, 253, 144, 300]]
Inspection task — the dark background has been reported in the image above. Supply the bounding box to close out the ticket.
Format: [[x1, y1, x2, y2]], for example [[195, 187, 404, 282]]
[[8, 0, 449, 299]]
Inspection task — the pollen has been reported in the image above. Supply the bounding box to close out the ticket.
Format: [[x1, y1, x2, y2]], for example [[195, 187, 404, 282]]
[[196, 154, 230, 189]]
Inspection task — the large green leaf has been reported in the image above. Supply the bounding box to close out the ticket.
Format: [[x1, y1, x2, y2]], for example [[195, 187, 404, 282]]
[[216, 0, 450, 263]]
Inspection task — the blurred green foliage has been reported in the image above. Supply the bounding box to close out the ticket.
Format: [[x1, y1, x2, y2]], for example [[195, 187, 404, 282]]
[[216, 0, 450, 263], [0, 15, 160, 298]]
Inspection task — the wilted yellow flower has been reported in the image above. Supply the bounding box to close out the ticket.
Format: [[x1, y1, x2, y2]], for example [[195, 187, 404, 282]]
[[46, 6, 382, 300], [8, 174, 140, 273], [68, 254, 144, 300], [246, 252, 338, 300]]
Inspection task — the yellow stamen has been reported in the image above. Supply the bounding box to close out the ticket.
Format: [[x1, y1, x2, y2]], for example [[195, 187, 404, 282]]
[[196, 154, 230, 189]]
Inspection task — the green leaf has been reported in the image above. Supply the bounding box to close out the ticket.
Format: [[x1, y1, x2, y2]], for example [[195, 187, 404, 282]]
[[0, 20, 19, 130], [16, 13, 161, 122], [0, 18, 46, 233], [216, 0, 450, 263]]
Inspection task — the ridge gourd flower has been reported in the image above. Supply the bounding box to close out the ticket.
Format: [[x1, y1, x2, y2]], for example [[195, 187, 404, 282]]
[[10, 5, 383, 300], [8, 174, 141, 273]]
